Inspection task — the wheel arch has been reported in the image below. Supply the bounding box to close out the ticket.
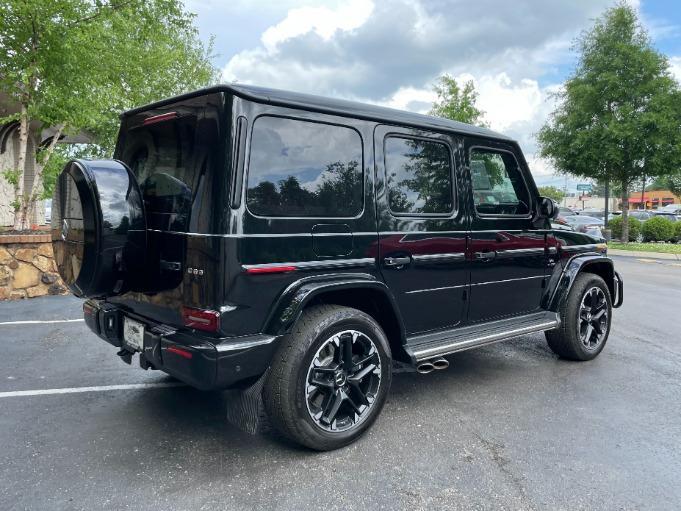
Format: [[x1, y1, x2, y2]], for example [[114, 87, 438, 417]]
[[546, 254, 618, 312], [263, 274, 409, 362]]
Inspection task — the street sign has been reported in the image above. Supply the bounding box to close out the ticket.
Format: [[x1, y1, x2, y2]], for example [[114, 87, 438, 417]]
[[576, 184, 592, 192]]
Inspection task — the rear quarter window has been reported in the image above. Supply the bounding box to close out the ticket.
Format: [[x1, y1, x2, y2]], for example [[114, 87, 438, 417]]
[[246, 116, 363, 217]]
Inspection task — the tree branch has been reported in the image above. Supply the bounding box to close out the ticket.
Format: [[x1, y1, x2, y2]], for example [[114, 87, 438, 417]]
[[67, 0, 136, 28]]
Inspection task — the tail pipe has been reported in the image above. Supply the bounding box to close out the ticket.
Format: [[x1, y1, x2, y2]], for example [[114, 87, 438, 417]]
[[416, 357, 449, 374]]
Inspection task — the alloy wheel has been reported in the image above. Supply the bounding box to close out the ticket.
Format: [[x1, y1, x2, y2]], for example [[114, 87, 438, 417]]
[[578, 287, 609, 351], [305, 329, 382, 432]]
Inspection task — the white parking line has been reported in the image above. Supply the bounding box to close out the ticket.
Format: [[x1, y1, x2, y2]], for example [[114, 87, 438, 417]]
[[0, 382, 186, 398], [0, 319, 84, 326]]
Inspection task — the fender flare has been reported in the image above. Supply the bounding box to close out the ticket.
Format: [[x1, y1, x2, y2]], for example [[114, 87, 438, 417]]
[[262, 273, 407, 342], [545, 254, 622, 311]]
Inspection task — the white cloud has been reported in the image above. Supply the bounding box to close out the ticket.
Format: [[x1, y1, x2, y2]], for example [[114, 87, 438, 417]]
[[260, 0, 374, 52], [220, 0, 663, 183], [670, 56, 681, 83]]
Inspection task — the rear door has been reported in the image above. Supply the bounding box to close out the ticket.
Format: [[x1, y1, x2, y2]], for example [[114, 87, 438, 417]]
[[465, 140, 547, 322], [375, 125, 468, 335], [111, 93, 226, 323]]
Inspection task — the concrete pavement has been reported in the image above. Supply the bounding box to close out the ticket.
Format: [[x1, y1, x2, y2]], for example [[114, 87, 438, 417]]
[[0, 256, 679, 510]]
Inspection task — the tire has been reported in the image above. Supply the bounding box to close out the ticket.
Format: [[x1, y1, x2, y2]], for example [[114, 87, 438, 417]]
[[51, 159, 146, 298], [263, 305, 392, 451], [546, 273, 612, 361]]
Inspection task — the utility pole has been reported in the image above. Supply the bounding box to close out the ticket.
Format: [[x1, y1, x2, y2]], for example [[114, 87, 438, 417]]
[[640, 175, 646, 210], [604, 179, 610, 228]]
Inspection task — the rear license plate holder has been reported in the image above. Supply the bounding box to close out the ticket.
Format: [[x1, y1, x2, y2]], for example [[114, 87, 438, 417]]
[[123, 317, 145, 352]]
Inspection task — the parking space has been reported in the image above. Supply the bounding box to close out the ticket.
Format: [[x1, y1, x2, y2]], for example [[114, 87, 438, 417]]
[[1, 256, 680, 510]]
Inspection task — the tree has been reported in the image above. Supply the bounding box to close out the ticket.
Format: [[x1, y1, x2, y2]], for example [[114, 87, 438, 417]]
[[537, 4, 681, 242], [429, 75, 488, 126], [0, 0, 216, 230], [648, 176, 669, 191], [666, 173, 681, 197], [538, 185, 565, 203]]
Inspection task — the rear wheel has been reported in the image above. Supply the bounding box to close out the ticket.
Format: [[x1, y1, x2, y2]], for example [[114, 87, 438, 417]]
[[263, 305, 392, 451], [546, 273, 612, 361]]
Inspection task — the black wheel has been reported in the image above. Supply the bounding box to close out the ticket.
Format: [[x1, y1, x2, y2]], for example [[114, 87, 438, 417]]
[[546, 273, 612, 361], [263, 305, 392, 451]]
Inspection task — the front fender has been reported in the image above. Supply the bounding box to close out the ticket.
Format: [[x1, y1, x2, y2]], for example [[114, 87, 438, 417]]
[[263, 272, 405, 337], [544, 254, 621, 311]]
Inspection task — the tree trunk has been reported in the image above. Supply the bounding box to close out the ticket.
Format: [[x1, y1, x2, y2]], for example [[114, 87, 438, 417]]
[[620, 181, 630, 243], [12, 103, 30, 231], [25, 124, 65, 226]]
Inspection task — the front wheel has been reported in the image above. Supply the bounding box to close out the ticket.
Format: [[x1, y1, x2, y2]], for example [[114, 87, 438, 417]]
[[263, 305, 392, 451], [546, 273, 612, 361]]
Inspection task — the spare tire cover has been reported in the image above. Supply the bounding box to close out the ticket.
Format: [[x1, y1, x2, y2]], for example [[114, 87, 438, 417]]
[[51, 159, 146, 298]]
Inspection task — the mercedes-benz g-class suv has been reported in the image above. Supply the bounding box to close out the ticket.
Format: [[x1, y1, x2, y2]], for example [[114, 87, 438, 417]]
[[51, 84, 623, 450]]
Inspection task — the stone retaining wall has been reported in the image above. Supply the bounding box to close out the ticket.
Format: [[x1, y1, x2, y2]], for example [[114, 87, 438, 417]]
[[0, 234, 67, 300]]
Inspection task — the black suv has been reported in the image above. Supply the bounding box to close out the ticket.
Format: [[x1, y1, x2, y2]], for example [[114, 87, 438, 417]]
[[51, 84, 623, 450]]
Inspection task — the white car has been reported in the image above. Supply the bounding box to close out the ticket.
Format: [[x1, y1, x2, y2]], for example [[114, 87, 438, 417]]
[[657, 204, 681, 218]]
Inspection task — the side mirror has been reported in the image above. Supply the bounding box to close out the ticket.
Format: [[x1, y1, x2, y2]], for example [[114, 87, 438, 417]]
[[539, 196, 559, 220]]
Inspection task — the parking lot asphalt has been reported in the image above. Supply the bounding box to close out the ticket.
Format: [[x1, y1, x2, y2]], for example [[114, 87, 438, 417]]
[[1, 255, 680, 511]]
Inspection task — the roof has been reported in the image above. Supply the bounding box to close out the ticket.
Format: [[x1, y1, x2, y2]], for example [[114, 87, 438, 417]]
[[122, 83, 513, 142]]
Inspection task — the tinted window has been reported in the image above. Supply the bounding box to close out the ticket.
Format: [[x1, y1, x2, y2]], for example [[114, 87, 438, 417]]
[[385, 136, 453, 215], [118, 95, 221, 231], [470, 149, 530, 216], [246, 116, 363, 217]]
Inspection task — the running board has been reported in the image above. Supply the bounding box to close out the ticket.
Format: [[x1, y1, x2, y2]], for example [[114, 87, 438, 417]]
[[405, 311, 560, 363]]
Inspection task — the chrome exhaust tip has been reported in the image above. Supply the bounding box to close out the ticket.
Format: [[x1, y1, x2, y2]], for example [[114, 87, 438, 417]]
[[432, 357, 449, 370], [416, 362, 435, 374]]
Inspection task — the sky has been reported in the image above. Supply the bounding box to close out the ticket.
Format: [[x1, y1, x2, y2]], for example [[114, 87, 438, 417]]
[[184, 0, 681, 192]]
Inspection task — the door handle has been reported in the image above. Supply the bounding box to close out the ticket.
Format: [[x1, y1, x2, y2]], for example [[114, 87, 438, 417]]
[[474, 251, 496, 261], [383, 256, 411, 268]]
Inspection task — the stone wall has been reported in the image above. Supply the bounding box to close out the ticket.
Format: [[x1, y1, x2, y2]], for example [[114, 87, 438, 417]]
[[0, 234, 67, 300]]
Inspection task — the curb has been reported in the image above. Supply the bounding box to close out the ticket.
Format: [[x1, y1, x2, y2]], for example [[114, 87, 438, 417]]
[[608, 248, 681, 261]]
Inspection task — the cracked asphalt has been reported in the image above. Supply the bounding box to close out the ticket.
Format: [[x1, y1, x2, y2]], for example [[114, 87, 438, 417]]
[[1, 255, 680, 510]]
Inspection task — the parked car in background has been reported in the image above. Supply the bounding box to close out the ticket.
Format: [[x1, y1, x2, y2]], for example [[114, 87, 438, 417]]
[[580, 208, 605, 218], [629, 210, 653, 221], [657, 204, 681, 216], [651, 211, 678, 222], [563, 215, 605, 239]]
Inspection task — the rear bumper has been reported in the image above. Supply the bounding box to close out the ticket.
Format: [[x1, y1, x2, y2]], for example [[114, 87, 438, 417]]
[[83, 300, 280, 390]]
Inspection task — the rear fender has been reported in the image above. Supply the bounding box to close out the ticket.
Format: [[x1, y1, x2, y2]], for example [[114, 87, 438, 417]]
[[263, 273, 406, 342], [545, 254, 620, 311]]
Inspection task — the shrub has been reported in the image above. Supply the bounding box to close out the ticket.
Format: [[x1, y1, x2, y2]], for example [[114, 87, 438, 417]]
[[641, 216, 675, 242], [674, 221, 681, 242], [608, 216, 641, 241]]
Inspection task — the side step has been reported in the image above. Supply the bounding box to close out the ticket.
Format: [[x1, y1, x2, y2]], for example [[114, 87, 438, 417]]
[[405, 311, 560, 363]]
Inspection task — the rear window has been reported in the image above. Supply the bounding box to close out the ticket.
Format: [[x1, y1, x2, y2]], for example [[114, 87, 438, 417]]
[[116, 95, 221, 231], [246, 116, 363, 217]]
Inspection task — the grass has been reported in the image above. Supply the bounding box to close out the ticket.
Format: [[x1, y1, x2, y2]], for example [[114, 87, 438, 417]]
[[608, 241, 681, 254]]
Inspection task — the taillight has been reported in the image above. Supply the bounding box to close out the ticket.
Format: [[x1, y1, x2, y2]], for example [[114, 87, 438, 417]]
[[182, 306, 220, 332]]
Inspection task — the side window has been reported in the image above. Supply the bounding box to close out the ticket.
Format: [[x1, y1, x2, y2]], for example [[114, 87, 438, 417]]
[[470, 148, 530, 216], [246, 116, 363, 217], [384, 136, 453, 215]]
